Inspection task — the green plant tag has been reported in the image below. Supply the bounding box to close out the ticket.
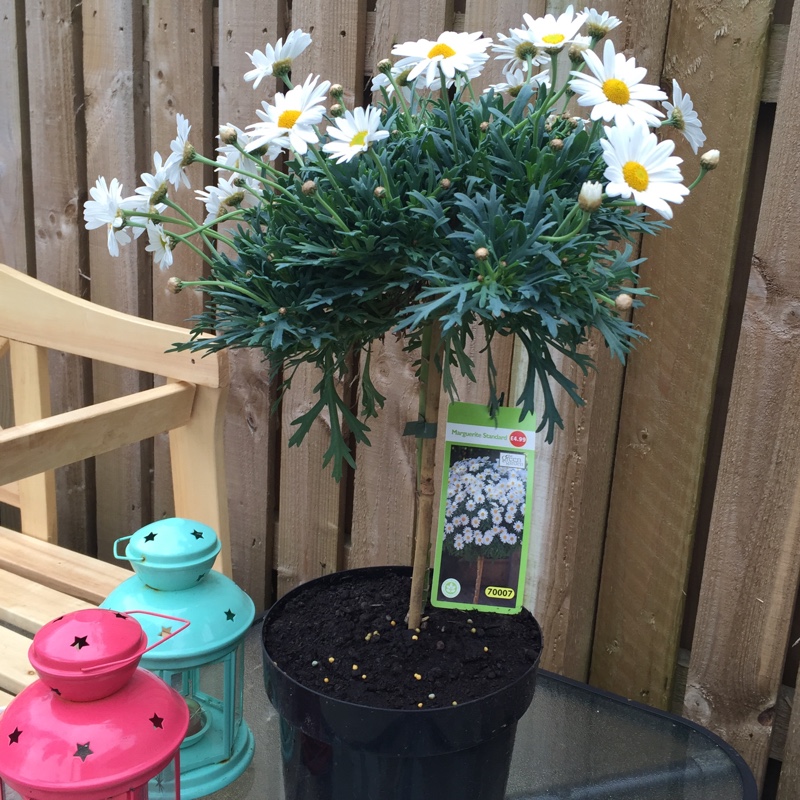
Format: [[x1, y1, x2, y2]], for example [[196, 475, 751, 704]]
[[431, 402, 536, 614]]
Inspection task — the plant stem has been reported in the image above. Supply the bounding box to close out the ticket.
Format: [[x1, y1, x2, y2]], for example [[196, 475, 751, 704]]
[[407, 321, 442, 630]]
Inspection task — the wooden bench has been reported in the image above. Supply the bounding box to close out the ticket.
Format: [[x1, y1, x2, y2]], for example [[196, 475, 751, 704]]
[[0, 264, 230, 704]]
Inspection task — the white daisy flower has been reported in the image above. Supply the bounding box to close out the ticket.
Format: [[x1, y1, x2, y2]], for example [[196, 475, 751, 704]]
[[570, 39, 666, 126], [583, 8, 622, 39], [391, 31, 492, 89], [195, 176, 247, 223], [216, 124, 278, 171], [145, 221, 174, 270], [167, 113, 193, 189], [521, 5, 587, 52], [662, 79, 706, 155], [128, 151, 173, 219], [322, 105, 390, 164], [244, 29, 312, 87], [84, 176, 135, 256], [247, 74, 330, 156], [453, 535, 465, 551], [601, 120, 689, 219], [491, 28, 548, 75], [489, 67, 550, 95], [463, 531, 474, 544], [371, 66, 414, 104]]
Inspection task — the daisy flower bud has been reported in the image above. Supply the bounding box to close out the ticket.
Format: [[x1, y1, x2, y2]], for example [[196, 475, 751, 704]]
[[330, 83, 345, 99], [374, 186, 386, 199], [167, 276, 183, 294], [615, 293, 634, 311], [219, 125, 238, 145], [578, 181, 603, 212], [302, 180, 318, 195], [700, 149, 720, 170], [480, 121, 490, 132], [377, 58, 393, 75], [550, 137, 564, 151], [329, 103, 345, 118], [474, 247, 489, 261], [568, 35, 592, 64], [439, 178, 451, 190]]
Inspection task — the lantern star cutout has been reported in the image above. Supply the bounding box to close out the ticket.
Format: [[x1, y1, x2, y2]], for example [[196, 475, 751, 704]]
[[74, 742, 93, 761], [114, 612, 128, 619], [225, 609, 236, 621], [8, 727, 22, 744], [159, 626, 173, 638], [150, 713, 164, 729], [143, 531, 157, 542], [191, 529, 204, 539], [71, 635, 89, 650]]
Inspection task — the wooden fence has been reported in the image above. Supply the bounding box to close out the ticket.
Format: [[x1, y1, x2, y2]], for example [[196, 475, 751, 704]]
[[1, 0, 798, 795]]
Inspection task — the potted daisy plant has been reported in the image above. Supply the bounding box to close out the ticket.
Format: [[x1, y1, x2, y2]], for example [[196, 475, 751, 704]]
[[84, 6, 717, 798]]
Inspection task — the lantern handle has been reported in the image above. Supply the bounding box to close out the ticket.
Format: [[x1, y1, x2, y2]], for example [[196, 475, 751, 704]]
[[113, 535, 144, 562], [80, 611, 190, 674]]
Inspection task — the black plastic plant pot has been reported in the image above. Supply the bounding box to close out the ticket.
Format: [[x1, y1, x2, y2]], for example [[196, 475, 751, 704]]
[[261, 566, 542, 800]]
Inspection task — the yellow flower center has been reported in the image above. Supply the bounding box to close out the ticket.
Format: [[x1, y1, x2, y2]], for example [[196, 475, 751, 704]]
[[542, 33, 565, 45], [350, 130, 368, 147], [278, 109, 302, 129], [602, 78, 631, 105], [428, 43, 457, 59], [623, 161, 649, 191]]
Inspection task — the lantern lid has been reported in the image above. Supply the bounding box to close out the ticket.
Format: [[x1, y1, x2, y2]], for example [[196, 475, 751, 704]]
[[115, 517, 222, 590], [0, 668, 188, 800], [102, 570, 255, 665], [28, 608, 148, 700]]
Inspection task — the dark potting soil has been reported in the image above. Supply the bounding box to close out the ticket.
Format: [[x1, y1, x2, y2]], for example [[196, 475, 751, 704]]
[[263, 570, 542, 710]]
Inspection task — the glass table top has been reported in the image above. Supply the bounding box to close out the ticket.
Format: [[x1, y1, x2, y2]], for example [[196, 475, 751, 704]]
[[203, 622, 758, 799]]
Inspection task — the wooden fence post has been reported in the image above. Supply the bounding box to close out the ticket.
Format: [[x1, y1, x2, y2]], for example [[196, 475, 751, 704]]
[[590, 0, 776, 709], [686, 2, 800, 786]]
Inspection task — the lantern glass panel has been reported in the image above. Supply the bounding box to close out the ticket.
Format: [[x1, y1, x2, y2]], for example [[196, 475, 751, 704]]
[[156, 652, 241, 773]]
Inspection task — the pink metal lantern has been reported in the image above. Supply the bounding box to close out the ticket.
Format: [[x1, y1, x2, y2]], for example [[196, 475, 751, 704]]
[[0, 608, 190, 800]]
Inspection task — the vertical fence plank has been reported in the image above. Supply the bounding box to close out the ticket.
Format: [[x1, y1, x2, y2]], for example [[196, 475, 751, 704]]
[[0, 0, 32, 274], [366, 0, 453, 74], [83, 0, 150, 560], [217, 0, 285, 609], [146, 1, 213, 520], [0, 1, 30, 532], [25, 0, 92, 553], [275, 0, 367, 596], [591, 0, 776, 709], [685, 4, 800, 785], [464, 0, 541, 89], [347, 0, 453, 571]]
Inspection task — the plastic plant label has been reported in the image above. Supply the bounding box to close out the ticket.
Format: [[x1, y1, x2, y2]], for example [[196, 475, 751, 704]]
[[431, 402, 536, 614]]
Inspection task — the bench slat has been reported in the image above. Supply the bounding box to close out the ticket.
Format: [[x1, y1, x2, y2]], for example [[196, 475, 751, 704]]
[[0, 526, 131, 605], [0, 569, 95, 634], [0, 626, 37, 695]]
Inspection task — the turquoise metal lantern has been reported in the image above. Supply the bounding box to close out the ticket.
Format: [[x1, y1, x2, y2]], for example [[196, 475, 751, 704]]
[[102, 518, 255, 799]]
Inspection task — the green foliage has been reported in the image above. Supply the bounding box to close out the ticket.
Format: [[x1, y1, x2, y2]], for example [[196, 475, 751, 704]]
[[177, 81, 665, 479]]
